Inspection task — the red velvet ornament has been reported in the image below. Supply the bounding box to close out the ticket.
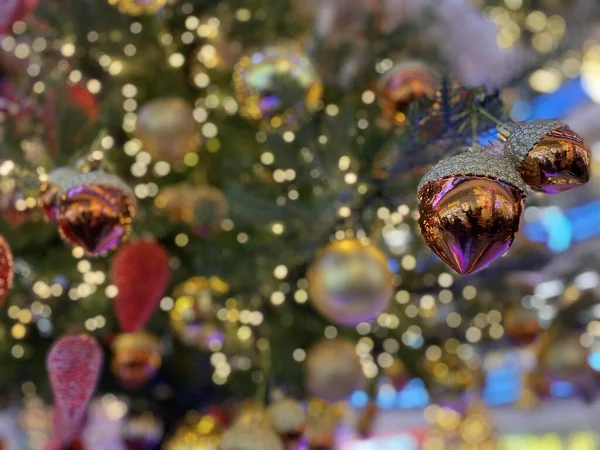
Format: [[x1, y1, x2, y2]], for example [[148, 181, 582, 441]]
[[0, 0, 39, 34], [68, 84, 99, 123], [111, 241, 171, 332], [46, 335, 102, 446], [0, 236, 14, 305]]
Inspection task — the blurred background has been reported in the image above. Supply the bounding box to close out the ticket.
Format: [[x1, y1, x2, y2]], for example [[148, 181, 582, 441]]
[[2, 0, 600, 449]]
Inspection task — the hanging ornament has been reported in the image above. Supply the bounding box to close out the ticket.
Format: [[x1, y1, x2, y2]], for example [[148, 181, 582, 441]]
[[135, 97, 200, 162], [121, 410, 163, 450], [155, 184, 229, 237], [219, 424, 283, 450], [382, 358, 410, 391], [233, 42, 323, 130], [308, 239, 393, 326], [108, 0, 166, 15], [233, 400, 268, 428], [537, 330, 591, 384], [46, 335, 103, 446], [378, 60, 440, 126], [305, 399, 344, 450], [418, 151, 527, 275], [57, 171, 136, 256], [0, 235, 14, 305], [268, 398, 306, 450], [422, 346, 484, 406], [111, 241, 171, 333], [305, 338, 365, 402], [111, 332, 162, 389], [503, 305, 544, 347], [502, 120, 590, 194], [0, 0, 39, 34], [38, 167, 77, 223], [165, 412, 224, 450], [169, 276, 228, 351]]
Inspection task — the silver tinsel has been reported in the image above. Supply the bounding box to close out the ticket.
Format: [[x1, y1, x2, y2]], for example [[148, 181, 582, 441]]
[[503, 120, 566, 165], [418, 151, 528, 194]]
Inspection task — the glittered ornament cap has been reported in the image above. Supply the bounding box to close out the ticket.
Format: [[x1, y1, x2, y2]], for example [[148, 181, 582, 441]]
[[219, 424, 284, 450], [418, 151, 527, 195], [503, 120, 590, 194]]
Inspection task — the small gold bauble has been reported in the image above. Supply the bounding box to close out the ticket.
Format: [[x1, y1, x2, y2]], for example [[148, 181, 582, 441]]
[[169, 276, 229, 351], [537, 329, 590, 382], [305, 338, 365, 402], [233, 42, 323, 130], [164, 413, 224, 450], [308, 239, 393, 326], [111, 331, 162, 389], [268, 398, 306, 447], [305, 399, 344, 450], [503, 305, 543, 347], [108, 0, 167, 16], [155, 184, 229, 237], [378, 60, 439, 126], [135, 97, 200, 161]]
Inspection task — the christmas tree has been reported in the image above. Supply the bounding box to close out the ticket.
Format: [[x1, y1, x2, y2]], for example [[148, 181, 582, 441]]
[[0, 0, 599, 448]]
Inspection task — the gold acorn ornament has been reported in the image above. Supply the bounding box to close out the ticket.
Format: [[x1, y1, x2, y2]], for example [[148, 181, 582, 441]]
[[501, 120, 591, 194], [268, 398, 306, 450], [108, 0, 167, 15], [135, 97, 200, 162], [378, 60, 440, 126], [305, 338, 365, 402], [57, 171, 136, 256], [418, 151, 527, 275], [233, 42, 323, 130], [38, 167, 77, 222], [111, 331, 162, 389], [503, 305, 544, 348], [308, 239, 393, 326], [169, 276, 229, 351]]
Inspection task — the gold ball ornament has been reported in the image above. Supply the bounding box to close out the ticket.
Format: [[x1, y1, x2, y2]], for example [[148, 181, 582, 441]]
[[378, 60, 439, 126], [422, 346, 484, 405], [155, 185, 229, 237], [502, 120, 590, 194], [57, 171, 136, 256], [308, 239, 393, 326], [503, 306, 543, 347], [305, 338, 365, 402], [164, 413, 224, 450], [169, 276, 229, 351], [418, 151, 527, 275], [233, 43, 323, 130], [108, 0, 166, 15], [111, 331, 162, 389], [219, 424, 283, 450], [38, 167, 77, 223], [268, 398, 306, 449], [537, 330, 590, 383], [135, 97, 200, 162], [233, 400, 268, 428]]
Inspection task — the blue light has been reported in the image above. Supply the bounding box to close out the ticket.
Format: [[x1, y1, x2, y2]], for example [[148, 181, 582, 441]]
[[483, 365, 521, 406], [387, 258, 400, 274], [550, 381, 575, 398], [396, 379, 429, 409], [528, 77, 590, 120], [541, 207, 572, 252], [588, 352, 600, 372], [350, 390, 369, 408], [377, 386, 397, 410]]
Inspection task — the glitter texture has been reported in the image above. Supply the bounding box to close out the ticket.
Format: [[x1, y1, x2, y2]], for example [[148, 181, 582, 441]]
[[503, 120, 566, 164], [418, 151, 527, 194]]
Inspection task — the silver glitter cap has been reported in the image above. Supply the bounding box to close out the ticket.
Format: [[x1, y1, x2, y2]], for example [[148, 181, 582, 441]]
[[418, 150, 528, 194], [46, 167, 78, 187], [59, 170, 134, 198], [503, 120, 566, 165]]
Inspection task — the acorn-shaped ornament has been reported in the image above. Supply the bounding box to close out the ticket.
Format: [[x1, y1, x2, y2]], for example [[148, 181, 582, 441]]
[[502, 120, 590, 194], [418, 151, 527, 275]]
